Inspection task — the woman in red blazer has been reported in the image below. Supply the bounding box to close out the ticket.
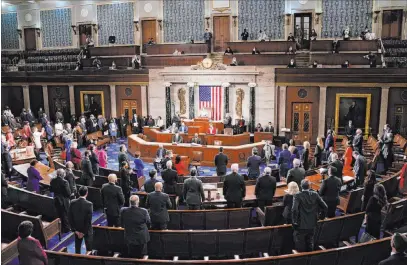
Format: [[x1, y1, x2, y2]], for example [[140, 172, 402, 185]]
[[207, 124, 216, 134], [174, 155, 187, 176]]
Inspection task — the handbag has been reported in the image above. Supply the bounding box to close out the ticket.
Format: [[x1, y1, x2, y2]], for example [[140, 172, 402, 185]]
[[359, 231, 376, 243]]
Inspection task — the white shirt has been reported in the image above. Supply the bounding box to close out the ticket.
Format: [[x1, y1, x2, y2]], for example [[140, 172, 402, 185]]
[[156, 119, 164, 127], [55, 123, 63, 136], [33, 131, 42, 149]]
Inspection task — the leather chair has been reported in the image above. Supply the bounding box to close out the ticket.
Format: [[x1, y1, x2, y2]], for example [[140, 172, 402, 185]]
[[218, 230, 245, 258], [314, 216, 344, 247], [161, 232, 189, 258], [228, 208, 251, 229], [245, 228, 272, 255], [190, 151, 203, 174], [93, 226, 110, 254], [168, 212, 181, 230], [190, 231, 217, 258], [339, 212, 365, 242], [205, 211, 228, 230], [182, 212, 204, 230]]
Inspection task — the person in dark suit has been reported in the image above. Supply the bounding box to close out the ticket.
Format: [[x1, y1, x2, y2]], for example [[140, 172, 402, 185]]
[[365, 184, 388, 239], [50, 169, 71, 233], [330, 153, 343, 183], [345, 120, 355, 141], [154, 145, 167, 171], [118, 145, 129, 170], [120, 162, 133, 207], [287, 159, 306, 189], [223, 164, 246, 208], [171, 130, 183, 144], [378, 232, 407, 265], [146, 182, 172, 229], [40, 113, 49, 128], [301, 141, 311, 170], [190, 133, 201, 144], [101, 174, 125, 227], [1, 139, 13, 178], [183, 168, 205, 210], [319, 167, 342, 218], [17, 221, 48, 265], [278, 144, 292, 179], [161, 160, 178, 195], [314, 138, 324, 167], [120, 195, 150, 258], [80, 151, 95, 186], [214, 147, 228, 176], [160, 151, 173, 170], [283, 182, 300, 224], [362, 170, 377, 211], [119, 115, 128, 138], [353, 151, 367, 187], [255, 167, 277, 210], [89, 145, 99, 175], [1, 173, 8, 208], [352, 129, 364, 155], [292, 179, 328, 252], [68, 186, 93, 254], [224, 113, 232, 128], [64, 162, 77, 198], [143, 169, 159, 193], [247, 147, 261, 179], [379, 124, 394, 173], [264, 122, 274, 133]]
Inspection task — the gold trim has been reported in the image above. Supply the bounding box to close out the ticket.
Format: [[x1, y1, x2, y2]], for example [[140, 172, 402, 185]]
[[2, 82, 149, 86], [335, 93, 371, 139], [276, 82, 407, 87], [80, 91, 105, 117]]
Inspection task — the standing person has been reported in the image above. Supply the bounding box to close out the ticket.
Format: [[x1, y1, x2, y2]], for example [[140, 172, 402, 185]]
[[378, 233, 407, 265], [109, 119, 118, 143], [319, 167, 342, 218], [344, 140, 353, 168], [378, 124, 394, 173], [203, 28, 213, 53], [278, 144, 291, 180], [362, 170, 377, 211], [241, 28, 249, 40], [70, 142, 82, 170], [50, 169, 71, 233], [247, 147, 261, 180], [255, 167, 277, 210], [64, 162, 77, 198], [325, 130, 334, 152], [214, 147, 228, 177], [80, 151, 95, 186], [314, 137, 324, 167], [119, 115, 128, 138], [330, 153, 344, 183], [295, 24, 303, 48], [353, 151, 367, 187], [101, 174, 125, 227], [287, 159, 306, 189], [154, 144, 167, 171], [262, 140, 276, 165], [174, 155, 187, 176], [134, 152, 145, 178], [283, 182, 300, 224], [120, 195, 150, 258], [17, 221, 48, 265], [301, 141, 310, 170], [120, 161, 133, 207], [32, 127, 44, 152], [223, 164, 246, 208], [144, 170, 159, 193], [98, 145, 108, 168], [1, 137, 13, 179], [365, 184, 388, 239], [2, 173, 8, 208], [68, 186, 93, 254], [183, 168, 205, 210], [146, 182, 172, 229], [118, 145, 129, 170], [352, 129, 364, 155], [26, 160, 43, 193], [161, 160, 178, 195], [89, 145, 99, 175], [345, 120, 355, 141], [292, 179, 328, 252]]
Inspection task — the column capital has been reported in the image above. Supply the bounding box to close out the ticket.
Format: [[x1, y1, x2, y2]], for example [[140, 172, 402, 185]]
[[42, 84, 47, 88], [248, 82, 257, 88], [164, 82, 172, 87], [187, 82, 195, 88], [221, 82, 230, 88], [381, 86, 390, 90], [109, 84, 116, 89]]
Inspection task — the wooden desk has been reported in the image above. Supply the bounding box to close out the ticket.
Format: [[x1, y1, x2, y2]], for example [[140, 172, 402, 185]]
[[10, 148, 36, 165], [146, 43, 208, 55], [128, 135, 264, 167], [141, 55, 206, 67], [226, 41, 296, 53], [184, 119, 224, 134], [13, 162, 55, 185], [254, 132, 273, 143], [310, 40, 378, 52], [89, 45, 140, 56], [224, 54, 293, 65]]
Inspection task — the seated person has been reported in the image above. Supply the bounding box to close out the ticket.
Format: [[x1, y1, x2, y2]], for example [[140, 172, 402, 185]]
[[191, 133, 201, 144], [156, 116, 164, 129], [230, 57, 238, 66], [224, 47, 234, 55], [264, 122, 274, 133], [360, 27, 369, 40], [172, 129, 183, 144], [178, 122, 188, 133], [310, 29, 317, 41], [86, 34, 94, 47], [341, 60, 350, 68], [287, 32, 295, 42], [207, 123, 216, 134], [224, 113, 232, 128], [174, 155, 187, 176], [258, 30, 267, 41], [364, 52, 377, 68], [147, 38, 156, 45], [199, 108, 209, 117], [332, 38, 340, 53], [252, 47, 261, 55], [173, 49, 180, 55], [154, 144, 167, 171], [286, 46, 295, 55], [255, 123, 263, 132], [287, 59, 296, 68], [167, 122, 178, 133], [342, 26, 351, 40], [311, 60, 318, 68], [238, 117, 245, 133]]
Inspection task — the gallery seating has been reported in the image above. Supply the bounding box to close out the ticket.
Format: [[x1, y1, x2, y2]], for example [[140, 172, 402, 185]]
[[383, 39, 407, 68], [310, 40, 379, 53], [310, 53, 381, 66], [225, 41, 296, 53], [141, 55, 206, 67], [146, 43, 208, 55], [256, 203, 285, 226], [223, 54, 294, 66]]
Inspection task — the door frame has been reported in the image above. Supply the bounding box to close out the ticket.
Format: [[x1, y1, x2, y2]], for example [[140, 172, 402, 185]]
[[293, 12, 313, 50], [211, 14, 232, 52], [23, 27, 38, 51], [291, 102, 313, 143], [140, 18, 158, 45], [76, 22, 94, 47]]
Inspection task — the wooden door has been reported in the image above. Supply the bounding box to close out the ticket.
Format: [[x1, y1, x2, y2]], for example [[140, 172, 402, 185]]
[[382, 10, 403, 39], [294, 13, 312, 50], [121, 99, 138, 120], [78, 24, 93, 46], [292, 103, 313, 143], [24, 28, 37, 51], [393, 104, 407, 136], [142, 20, 157, 44], [213, 16, 230, 52]]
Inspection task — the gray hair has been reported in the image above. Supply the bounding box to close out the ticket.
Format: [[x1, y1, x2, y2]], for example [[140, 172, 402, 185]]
[[331, 153, 338, 161], [166, 160, 173, 168], [231, 163, 239, 172], [56, 168, 66, 178], [130, 195, 139, 207], [264, 167, 271, 174], [293, 158, 301, 168], [65, 161, 74, 169]]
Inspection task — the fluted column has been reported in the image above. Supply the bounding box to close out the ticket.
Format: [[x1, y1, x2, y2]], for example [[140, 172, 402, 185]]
[[278, 86, 287, 136], [318, 86, 327, 137], [379, 87, 390, 134], [187, 82, 195, 119], [110, 85, 116, 118], [22, 85, 30, 110], [69, 85, 75, 116], [248, 83, 257, 133], [165, 82, 172, 127], [141, 85, 147, 116], [222, 82, 230, 117], [42, 85, 50, 116]]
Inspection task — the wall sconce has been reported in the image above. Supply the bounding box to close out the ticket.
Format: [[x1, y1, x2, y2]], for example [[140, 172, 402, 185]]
[[315, 12, 322, 25], [205, 17, 210, 28], [232, 15, 237, 27], [157, 19, 162, 30], [134, 21, 139, 31], [71, 25, 77, 35], [92, 24, 99, 33], [16, 29, 22, 38], [35, 28, 41, 37], [285, 13, 291, 26], [374, 10, 380, 23]]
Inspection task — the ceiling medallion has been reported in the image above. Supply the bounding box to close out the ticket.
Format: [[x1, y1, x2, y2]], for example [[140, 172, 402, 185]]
[[125, 87, 133, 96], [298, 89, 308, 98]]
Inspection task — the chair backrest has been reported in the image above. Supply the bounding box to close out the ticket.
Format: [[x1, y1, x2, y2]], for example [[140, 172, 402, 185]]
[[264, 204, 285, 226], [205, 210, 228, 230], [182, 212, 205, 229], [380, 174, 399, 199], [314, 216, 344, 247], [76, 185, 102, 209], [381, 199, 407, 230], [161, 231, 190, 258], [345, 188, 364, 214], [229, 208, 251, 229], [192, 151, 203, 162], [190, 231, 218, 258], [339, 212, 365, 242]]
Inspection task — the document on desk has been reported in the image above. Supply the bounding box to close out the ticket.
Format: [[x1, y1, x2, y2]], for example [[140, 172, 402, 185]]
[[343, 176, 354, 182]]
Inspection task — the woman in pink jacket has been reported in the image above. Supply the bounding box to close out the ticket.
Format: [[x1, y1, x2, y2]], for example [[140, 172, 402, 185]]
[[98, 145, 108, 168]]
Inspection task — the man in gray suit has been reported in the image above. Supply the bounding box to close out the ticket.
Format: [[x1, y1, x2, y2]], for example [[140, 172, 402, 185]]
[[353, 151, 367, 187], [183, 169, 205, 210], [247, 147, 261, 179], [223, 164, 246, 208], [214, 147, 228, 176], [287, 159, 306, 189], [171, 129, 183, 144], [146, 182, 172, 230]]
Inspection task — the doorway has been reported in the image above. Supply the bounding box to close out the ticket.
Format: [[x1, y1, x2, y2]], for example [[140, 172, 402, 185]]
[[24, 28, 37, 51], [121, 99, 138, 120], [294, 13, 312, 50], [213, 16, 230, 52], [393, 104, 407, 136], [292, 103, 313, 143], [78, 24, 93, 47], [382, 10, 403, 39], [142, 20, 157, 45]]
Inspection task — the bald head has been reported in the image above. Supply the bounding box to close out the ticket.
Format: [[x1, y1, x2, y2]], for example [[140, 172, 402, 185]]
[[231, 163, 239, 173], [130, 195, 139, 207], [155, 182, 163, 191], [108, 174, 117, 183]]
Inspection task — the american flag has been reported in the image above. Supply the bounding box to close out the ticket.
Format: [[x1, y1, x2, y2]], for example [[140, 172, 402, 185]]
[[199, 86, 222, 121]]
